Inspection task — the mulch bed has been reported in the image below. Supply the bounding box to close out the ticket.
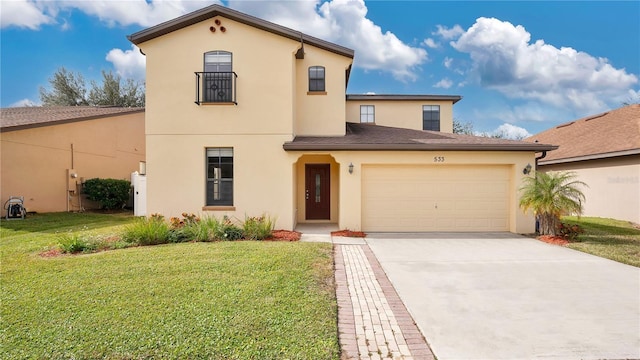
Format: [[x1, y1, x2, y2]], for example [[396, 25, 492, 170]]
[[537, 235, 570, 246], [268, 230, 301, 241], [331, 230, 367, 238], [39, 248, 63, 258]]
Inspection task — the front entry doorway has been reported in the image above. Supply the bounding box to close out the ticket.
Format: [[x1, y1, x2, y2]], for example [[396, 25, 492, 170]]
[[305, 164, 330, 220]]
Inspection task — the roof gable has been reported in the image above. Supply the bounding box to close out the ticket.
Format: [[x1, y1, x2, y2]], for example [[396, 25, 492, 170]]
[[527, 104, 640, 163], [128, 4, 354, 59], [0, 106, 144, 132]]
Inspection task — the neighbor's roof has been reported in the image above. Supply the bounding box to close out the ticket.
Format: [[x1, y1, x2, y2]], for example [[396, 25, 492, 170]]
[[128, 4, 354, 59], [0, 106, 144, 132], [347, 94, 462, 104], [284, 123, 557, 151], [526, 104, 640, 165]]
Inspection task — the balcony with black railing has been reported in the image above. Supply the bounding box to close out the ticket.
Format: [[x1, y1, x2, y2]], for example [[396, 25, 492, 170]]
[[195, 72, 238, 105]]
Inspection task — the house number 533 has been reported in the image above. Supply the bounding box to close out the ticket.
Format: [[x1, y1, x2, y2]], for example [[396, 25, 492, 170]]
[[433, 156, 445, 162]]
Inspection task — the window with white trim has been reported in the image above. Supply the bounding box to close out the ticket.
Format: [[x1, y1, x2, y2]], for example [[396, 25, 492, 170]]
[[360, 105, 375, 123]]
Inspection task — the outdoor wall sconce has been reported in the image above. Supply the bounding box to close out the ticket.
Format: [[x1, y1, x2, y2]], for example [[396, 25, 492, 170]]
[[523, 163, 532, 175], [348, 162, 354, 174]]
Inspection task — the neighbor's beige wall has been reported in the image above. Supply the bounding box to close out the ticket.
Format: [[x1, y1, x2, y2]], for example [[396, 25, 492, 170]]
[[346, 100, 454, 133], [294, 47, 351, 136], [0, 112, 145, 213], [540, 155, 639, 224], [289, 150, 535, 233]]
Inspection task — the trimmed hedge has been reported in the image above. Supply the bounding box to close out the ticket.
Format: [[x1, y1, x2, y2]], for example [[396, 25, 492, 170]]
[[83, 178, 131, 210]]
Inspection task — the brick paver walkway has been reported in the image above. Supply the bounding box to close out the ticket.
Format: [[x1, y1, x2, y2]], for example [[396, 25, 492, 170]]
[[335, 244, 434, 360]]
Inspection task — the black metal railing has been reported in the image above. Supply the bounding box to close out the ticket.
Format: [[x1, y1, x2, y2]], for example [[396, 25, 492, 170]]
[[195, 72, 238, 105]]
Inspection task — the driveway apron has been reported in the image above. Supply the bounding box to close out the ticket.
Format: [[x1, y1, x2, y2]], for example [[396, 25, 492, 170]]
[[366, 233, 640, 360]]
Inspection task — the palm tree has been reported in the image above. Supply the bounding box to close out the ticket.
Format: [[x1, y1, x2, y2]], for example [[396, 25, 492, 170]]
[[519, 171, 587, 236]]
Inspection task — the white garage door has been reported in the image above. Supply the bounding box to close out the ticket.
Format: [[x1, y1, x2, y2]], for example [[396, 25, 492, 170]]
[[362, 165, 511, 232]]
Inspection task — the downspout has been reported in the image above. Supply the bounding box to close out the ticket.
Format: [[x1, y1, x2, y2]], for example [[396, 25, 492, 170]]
[[534, 151, 547, 172]]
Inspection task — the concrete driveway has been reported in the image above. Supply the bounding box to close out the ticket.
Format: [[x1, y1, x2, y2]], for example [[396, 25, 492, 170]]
[[366, 233, 640, 360]]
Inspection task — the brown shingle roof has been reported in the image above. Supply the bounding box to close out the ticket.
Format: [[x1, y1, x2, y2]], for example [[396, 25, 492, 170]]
[[526, 104, 640, 164], [0, 106, 144, 132], [284, 123, 557, 151]]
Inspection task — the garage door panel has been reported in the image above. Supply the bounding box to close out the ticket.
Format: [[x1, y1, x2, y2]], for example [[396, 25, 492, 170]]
[[362, 165, 510, 232]]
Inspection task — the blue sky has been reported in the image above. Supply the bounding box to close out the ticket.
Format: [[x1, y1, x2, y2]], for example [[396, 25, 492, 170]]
[[2, 0, 639, 137]]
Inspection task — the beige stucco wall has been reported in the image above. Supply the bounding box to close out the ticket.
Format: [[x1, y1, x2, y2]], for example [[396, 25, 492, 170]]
[[0, 112, 145, 213], [346, 100, 454, 133], [294, 48, 351, 136], [293, 150, 536, 233], [540, 155, 639, 223], [146, 134, 295, 226]]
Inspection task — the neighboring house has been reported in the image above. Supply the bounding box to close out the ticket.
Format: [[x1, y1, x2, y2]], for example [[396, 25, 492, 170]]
[[128, 4, 555, 233], [1, 106, 145, 213], [527, 105, 640, 224]]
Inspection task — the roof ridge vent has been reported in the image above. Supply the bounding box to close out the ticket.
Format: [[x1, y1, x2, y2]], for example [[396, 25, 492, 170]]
[[584, 112, 608, 121], [556, 121, 575, 129]]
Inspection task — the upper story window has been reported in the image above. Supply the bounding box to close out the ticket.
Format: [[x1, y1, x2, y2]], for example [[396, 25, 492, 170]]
[[360, 105, 375, 123], [308, 66, 325, 92], [206, 147, 233, 206], [423, 105, 440, 131], [203, 51, 233, 103]]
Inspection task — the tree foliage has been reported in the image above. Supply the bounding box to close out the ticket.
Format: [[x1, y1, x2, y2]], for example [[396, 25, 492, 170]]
[[519, 171, 587, 236], [40, 67, 144, 107], [453, 118, 509, 139]]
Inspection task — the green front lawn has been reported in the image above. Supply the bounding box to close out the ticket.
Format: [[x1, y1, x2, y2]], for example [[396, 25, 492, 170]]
[[1, 212, 338, 359], [563, 216, 640, 267]]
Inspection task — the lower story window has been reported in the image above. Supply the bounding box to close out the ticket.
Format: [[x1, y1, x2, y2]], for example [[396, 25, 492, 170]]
[[206, 148, 233, 206], [423, 105, 440, 131]]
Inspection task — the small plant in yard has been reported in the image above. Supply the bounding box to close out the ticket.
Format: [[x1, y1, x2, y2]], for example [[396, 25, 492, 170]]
[[58, 232, 96, 253], [557, 222, 584, 240], [243, 214, 275, 240], [215, 216, 244, 240], [122, 215, 171, 245]]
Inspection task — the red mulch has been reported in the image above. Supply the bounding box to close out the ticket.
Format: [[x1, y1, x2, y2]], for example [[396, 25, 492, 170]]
[[537, 235, 569, 246], [331, 230, 367, 238], [268, 230, 301, 241]]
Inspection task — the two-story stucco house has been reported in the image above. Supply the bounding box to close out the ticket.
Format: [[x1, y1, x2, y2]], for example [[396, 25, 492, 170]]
[[128, 4, 555, 233]]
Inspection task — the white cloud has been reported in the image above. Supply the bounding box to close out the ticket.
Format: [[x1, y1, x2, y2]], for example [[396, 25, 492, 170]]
[[443, 57, 453, 69], [0, 0, 55, 29], [9, 98, 39, 107], [423, 38, 439, 49], [452, 17, 639, 113], [59, 0, 218, 27], [229, 0, 427, 81], [433, 24, 464, 40], [106, 45, 146, 80], [434, 78, 453, 89], [487, 123, 532, 140]]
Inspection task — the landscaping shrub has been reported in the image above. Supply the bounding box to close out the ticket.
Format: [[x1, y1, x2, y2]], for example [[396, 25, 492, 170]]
[[58, 233, 96, 253], [83, 178, 131, 210], [215, 216, 244, 240], [122, 214, 171, 245], [243, 215, 275, 240], [557, 222, 584, 240]]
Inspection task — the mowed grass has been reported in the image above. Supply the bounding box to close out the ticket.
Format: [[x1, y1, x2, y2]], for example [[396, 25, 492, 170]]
[[563, 216, 640, 267], [1, 212, 339, 359]]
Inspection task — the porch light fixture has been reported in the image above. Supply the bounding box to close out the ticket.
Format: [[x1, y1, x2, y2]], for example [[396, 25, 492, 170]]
[[523, 163, 532, 175], [348, 162, 354, 174]]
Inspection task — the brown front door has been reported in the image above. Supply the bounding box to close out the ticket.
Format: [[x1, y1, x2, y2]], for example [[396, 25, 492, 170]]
[[305, 164, 330, 220]]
